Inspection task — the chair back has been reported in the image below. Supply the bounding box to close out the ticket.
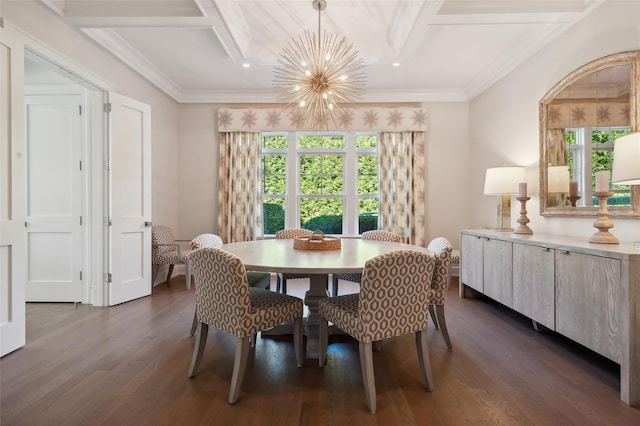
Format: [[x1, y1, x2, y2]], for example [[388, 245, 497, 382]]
[[358, 250, 436, 342], [275, 228, 313, 239], [190, 233, 223, 250], [362, 230, 401, 243], [152, 225, 176, 254], [427, 237, 453, 305], [189, 247, 252, 336]]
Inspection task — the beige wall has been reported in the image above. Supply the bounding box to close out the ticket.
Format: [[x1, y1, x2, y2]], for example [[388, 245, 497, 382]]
[[177, 102, 470, 248], [470, 0, 640, 241], [2, 1, 180, 232]]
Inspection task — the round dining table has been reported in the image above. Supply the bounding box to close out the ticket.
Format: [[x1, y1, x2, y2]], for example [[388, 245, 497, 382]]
[[222, 238, 432, 357]]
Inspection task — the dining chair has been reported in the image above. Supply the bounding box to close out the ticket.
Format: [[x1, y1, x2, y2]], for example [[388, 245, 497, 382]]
[[427, 237, 454, 351], [319, 249, 437, 413], [331, 230, 401, 296], [152, 225, 192, 289], [188, 247, 304, 404], [274, 228, 314, 293], [188, 233, 272, 336]]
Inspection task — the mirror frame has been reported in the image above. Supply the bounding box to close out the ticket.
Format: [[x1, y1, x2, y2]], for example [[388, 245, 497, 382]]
[[540, 51, 640, 217]]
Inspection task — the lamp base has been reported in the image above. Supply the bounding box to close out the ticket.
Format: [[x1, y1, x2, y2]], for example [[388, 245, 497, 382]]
[[494, 194, 512, 232]]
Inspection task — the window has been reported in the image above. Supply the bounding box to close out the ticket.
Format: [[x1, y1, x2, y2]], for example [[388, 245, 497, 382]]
[[566, 127, 631, 206], [262, 132, 378, 236]]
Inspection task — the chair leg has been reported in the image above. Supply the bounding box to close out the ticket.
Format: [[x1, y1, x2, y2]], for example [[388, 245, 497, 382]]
[[166, 264, 174, 284], [152, 265, 159, 286], [188, 322, 208, 378], [185, 263, 191, 290], [332, 275, 339, 297], [415, 329, 434, 391], [435, 304, 452, 351], [429, 304, 439, 330], [319, 318, 328, 367], [229, 336, 250, 404], [276, 274, 281, 293], [190, 310, 198, 336], [294, 317, 304, 367], [359, 341, 376, 413], [282, 277, 287, 294]]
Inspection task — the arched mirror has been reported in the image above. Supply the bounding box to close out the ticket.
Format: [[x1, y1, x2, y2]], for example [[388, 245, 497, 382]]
[[540, 51, 640, 217]]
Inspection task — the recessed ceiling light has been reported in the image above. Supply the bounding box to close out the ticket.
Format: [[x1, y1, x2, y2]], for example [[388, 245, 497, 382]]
[[242, 63, 250, 68], [392, 63, 400, 67]]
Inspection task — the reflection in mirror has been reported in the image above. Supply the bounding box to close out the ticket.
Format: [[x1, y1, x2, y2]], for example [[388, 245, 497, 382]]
[[540, 51, 640, 217]]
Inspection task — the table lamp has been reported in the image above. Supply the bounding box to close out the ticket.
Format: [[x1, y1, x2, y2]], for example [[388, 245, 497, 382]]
[[484, 166, 526, 231], [547, 165, 570, 207], [612, 132, 640, 248]]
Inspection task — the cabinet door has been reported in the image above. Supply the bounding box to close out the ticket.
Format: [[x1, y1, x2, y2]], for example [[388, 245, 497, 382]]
[[555, 250, 621, 362], [483, 238, 512, 308], [460, 233, 483, 293], [513, 243, 555, 329]]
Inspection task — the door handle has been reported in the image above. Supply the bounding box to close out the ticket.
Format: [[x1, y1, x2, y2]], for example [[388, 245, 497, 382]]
[[144, 221, 153, 227]]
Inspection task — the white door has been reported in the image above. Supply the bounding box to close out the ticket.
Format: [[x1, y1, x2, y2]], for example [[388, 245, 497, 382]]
[[25, 94, 84, 302], [108, 92, 152, 306], [1, 23, 27, 357]]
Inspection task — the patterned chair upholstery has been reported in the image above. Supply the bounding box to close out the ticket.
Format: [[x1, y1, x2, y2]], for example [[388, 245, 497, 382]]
[[188, 233, 272, 335], [188, 247, 304, 404], [447, 249, 460, 288], [275, 228, 314, 293], [427, 237, 453, 351], [331, 230, 402, 296], [152, 225, 192, 289], [319, 249, 437, 413]]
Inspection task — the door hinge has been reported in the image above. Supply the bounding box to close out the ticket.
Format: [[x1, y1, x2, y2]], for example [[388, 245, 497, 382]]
[[104, 103, 112, 113], [104, 216, 112, 227], [104, 273, 112, 283], [104, 160, 112, 170]]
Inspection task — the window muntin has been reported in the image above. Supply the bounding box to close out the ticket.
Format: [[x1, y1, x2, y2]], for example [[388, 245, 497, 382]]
[[566, 127, 630, 207]]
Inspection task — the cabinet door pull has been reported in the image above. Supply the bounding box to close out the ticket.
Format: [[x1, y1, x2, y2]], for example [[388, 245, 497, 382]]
[[559, 250, 570, 254], [542, 247, 550, 251]]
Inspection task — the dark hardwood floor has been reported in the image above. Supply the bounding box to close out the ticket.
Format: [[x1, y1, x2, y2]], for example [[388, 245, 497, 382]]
[[2, 276, 639, 425]]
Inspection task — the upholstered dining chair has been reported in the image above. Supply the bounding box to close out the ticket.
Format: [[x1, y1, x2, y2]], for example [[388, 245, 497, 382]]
[[274, 228, 314, 293], [188, 247, 304, 404], [152, 225, 192, 289], [331, 230, 401, 296], [188, 233, 272, 336], [319, 249, 437, 413], [427, 237, 454, 351]]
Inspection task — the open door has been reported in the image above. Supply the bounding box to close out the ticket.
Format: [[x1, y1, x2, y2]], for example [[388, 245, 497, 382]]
[[1, 22, 27, 357], [107, 92, 152, 305]]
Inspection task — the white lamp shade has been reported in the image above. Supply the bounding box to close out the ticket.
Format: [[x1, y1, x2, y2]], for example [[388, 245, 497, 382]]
[[483, 166, 526, 195], [548, 165, 570, 193], [612, 132, 640, 185]]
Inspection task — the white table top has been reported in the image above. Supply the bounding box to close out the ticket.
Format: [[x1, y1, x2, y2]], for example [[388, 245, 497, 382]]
[[222, 238, 431, 274]]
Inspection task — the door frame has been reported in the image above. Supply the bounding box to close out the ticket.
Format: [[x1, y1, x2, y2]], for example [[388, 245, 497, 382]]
[[18, 23, 114, 306]]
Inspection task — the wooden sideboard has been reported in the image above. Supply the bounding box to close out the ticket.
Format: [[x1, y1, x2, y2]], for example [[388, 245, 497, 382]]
[[459, 229, 640, 406]]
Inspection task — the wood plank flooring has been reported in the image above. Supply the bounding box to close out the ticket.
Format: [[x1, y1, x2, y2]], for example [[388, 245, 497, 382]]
[[2, 276, 640, 425]]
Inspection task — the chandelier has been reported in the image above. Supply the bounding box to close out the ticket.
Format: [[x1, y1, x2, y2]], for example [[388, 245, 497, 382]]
[[273, 0, 366, 131]]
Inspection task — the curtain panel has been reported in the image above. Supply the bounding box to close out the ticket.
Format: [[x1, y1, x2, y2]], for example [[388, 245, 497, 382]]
[[218, 132, 263, 243], [378, 132, 426, 247]]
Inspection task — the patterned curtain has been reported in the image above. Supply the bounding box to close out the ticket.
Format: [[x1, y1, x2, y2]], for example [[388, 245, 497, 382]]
[[378, 131, 426, 246], [218, 132, 263, 243], [548, 128, 567, 166]]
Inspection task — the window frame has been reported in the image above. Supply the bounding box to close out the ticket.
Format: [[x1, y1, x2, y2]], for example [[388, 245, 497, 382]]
[[261, 131, 379, 237]]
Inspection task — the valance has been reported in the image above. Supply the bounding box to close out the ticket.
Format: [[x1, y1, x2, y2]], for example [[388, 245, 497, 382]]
[[217, 107, 427, 132], [547, 102, 630, 129]]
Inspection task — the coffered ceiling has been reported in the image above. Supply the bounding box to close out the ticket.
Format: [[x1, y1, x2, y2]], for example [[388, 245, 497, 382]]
[[37, 0, 606, 103]]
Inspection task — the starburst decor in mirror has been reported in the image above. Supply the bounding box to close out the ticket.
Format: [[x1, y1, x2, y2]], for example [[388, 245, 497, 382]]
[[273, 0, 366, 131]]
